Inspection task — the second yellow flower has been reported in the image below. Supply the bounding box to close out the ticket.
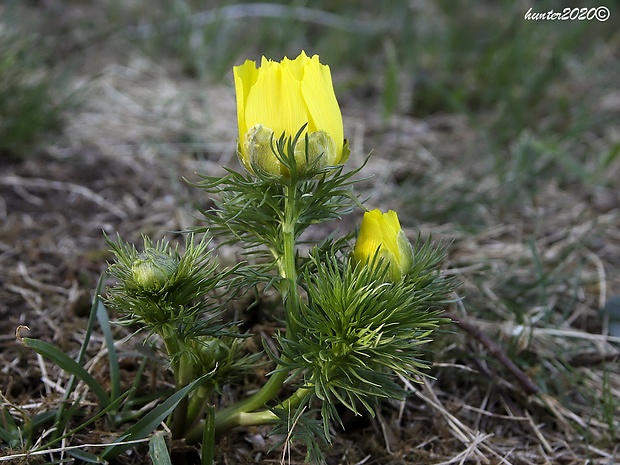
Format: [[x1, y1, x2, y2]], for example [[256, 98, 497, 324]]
[[352, 209, 414, 281]]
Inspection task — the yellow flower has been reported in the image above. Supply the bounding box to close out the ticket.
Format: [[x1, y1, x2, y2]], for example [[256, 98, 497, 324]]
[[352, 209, 414, 281], [233, 51, 346, 176]]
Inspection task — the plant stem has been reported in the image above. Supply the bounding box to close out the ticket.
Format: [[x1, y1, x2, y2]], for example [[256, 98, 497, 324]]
[[201, 404, 216, 465], [185, 368, 288, 443], [186, 384, 210, 427], [217, 368, 289, 430], [185, 380, 312, 444], [187, 180, 303, 443], [162, 328, 193, 438], [231, 385, 312, 427], [189, 175, 304, 444], [281, 182, 300, 337]]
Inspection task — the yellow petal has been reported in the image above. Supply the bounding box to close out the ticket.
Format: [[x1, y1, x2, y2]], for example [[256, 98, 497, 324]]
[[300, 55, 344, 162], [282, 50, 310, 81], [244, 59, 308, 141], [353, 209, 384, 263], [233, 59, 259, 161], [233, 52, 346, 178], [377, 210, 402, 262], [353, 209, 413, 281]]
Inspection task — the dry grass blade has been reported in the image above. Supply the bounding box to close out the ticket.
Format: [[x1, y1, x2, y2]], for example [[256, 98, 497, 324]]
[[0, 175, 127, 219], [0, 439, 149, 462], [399, 375, 508, 465]]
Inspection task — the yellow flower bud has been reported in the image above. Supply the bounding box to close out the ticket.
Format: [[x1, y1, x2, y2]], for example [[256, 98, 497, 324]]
[[131, 252, 178, 290], [352, 209, 414, 281], [233, 51, 346, 176]]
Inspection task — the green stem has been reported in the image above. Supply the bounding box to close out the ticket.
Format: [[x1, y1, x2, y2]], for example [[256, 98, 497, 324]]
[[201, 404, 216, 465], [218, 368, 289, 430], [281, 182, 300, 337], [185, 369, 288, 443], [186, 384, 211, 427], [234, 385, 312, 427], [186, 381, 312, 444], [188, 176, 303, 444], [162, 328, 193, 438]]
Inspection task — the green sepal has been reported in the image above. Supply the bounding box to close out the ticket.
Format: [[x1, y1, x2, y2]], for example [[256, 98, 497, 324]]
[[339, 138, 350, 165]]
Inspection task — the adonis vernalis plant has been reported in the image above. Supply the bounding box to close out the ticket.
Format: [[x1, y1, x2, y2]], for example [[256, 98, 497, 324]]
[[23, 52, 455, 465]]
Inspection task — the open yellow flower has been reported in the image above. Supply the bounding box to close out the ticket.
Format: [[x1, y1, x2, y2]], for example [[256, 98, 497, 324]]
[[233, 51, 346, 176], [352, 209, 414, 281]]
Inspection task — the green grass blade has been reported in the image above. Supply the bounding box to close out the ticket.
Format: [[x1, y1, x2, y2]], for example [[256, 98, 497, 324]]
[[52, 273, 108, 439], [31, 410, 56, 430], [118, 355, 149, 417], [21, 338, 110, 408], [0, 406, 19, 431], [0, 408, 21, 447], [381, 38, 399, 120], [101, 375, 209, 460], [78, 273, 105, 366], [149, 431, 172, 465], [598, 142, 620, 175], [0, 429, 18, 447], [67, 448, 106, 463], [96, 300, 121, 402], [38, 390, 132, 452]]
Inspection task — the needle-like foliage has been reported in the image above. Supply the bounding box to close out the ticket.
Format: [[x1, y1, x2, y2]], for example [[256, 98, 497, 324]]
[[105, 234, 229, 339], [193, 131, 360, 259], [275, 240, 454, 438]]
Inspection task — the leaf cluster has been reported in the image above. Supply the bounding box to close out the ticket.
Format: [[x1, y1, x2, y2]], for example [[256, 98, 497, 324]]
[[104, 234, 259, 392], [189, 335, 261, 392], [275, 239, 455, 437], [105, 233, 228, 338], [268, 404, 329, 465], [192, 131, 361, 270]]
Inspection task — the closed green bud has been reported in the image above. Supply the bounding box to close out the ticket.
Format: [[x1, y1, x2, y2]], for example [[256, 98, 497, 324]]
[[244, 124, 280, 176], [243, 125, 338, 177], [131, 251, 179, 290], [294, 129, 337, 170], [195, 338, 230, 370]]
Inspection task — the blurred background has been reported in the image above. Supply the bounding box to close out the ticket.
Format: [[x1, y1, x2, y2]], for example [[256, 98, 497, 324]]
[[1, 0, 619, 463]]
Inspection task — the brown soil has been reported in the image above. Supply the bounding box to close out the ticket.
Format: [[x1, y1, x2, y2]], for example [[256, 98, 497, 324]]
[[1, 3, 619, 465]]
